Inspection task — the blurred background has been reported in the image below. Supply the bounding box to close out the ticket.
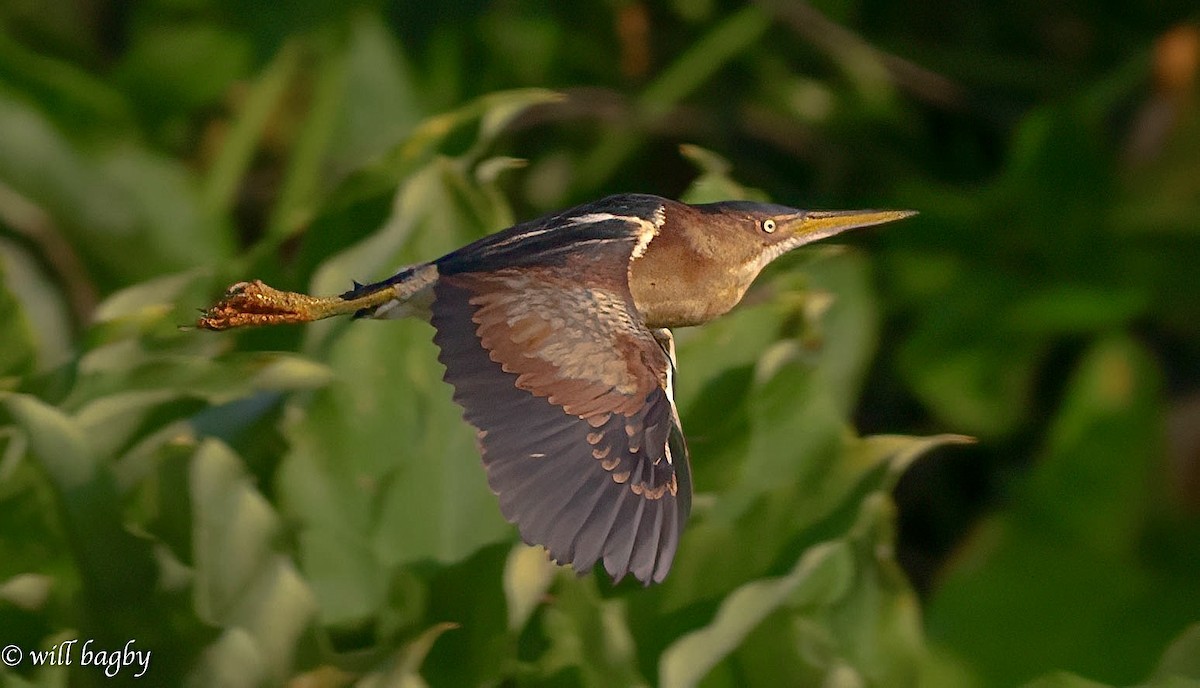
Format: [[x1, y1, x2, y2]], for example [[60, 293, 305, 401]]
[[1, 1, 1199, 686]]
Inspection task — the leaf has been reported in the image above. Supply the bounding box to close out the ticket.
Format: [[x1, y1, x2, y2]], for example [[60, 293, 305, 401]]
[[678, 145, 769, 204], [659, 541, 853, 688], [305, 157, 502, 317], [0, 257, 36, 378], [1153, 623, 1200, 682], [847, 433, 977, 492], [541, 577, 649, 688], [99, 148, 235, 272], [1020, 672, 1114, 688], [294, 92, 540, 306], [926, 337, 1188, 687], [0, 237, 73, 372], [188, 628, 267, 688], [274, 151, 521, 630], [797, 251, 880, 416], [202, 41, 300, 216], [0, 573, 52, 611], [322, 13, 426, 178], [0, 94, 138, 286], [113, 23, 251, 113], [278, 317, 511, 628], [92, 270, 207, 325], [0, 28, 132, 131], [189, 439, 317, 685], [304, 87, 556, 236], [504, 544, 557, 632], [68, 340, 332, 413], [0, 393, 159, 637], [1027, 336, 1161, 551], [355, 622, 460, 688], [661, 487, 928, 687], [1019, 624, 1200, 688], [897, 282, 1043, 437], [1002, 285, 1148, 336]]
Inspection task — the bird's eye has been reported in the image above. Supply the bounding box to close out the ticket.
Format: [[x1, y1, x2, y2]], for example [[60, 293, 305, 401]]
[[761, 219, 777, 234]]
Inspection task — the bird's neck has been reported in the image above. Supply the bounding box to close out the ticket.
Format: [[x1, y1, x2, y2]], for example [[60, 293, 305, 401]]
[[628, 212, 760, 329]]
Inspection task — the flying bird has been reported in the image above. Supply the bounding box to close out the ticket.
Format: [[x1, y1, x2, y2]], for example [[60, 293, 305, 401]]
[[198, 193, 914, 584]]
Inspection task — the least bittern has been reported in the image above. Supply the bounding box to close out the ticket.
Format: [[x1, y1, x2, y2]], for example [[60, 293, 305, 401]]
[[199, 194, 914, 584]]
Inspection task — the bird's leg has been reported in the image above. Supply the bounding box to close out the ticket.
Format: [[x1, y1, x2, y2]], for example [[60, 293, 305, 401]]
[[196, 279, 401, 330]]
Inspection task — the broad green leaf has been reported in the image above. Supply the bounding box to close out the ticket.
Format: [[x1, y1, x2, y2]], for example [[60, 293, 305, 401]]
[[0, 257, 36, 379], [504, 544, 557, 632], [661, 493, 924, 687], [356, 622, 459, 688], [202, 41, 300, 216], [278, 316, 510, 628], [0, 94, 138, 286], [278, 156, 517, 630], [68, 339, 332, 411], [1153, 624, 1200, 682], [0, 393, 159, 639], [541, 576, 649, 688], [678, 144, 769, 204], [0, 237, 72, 372], [264, 12, 432, 244], [798, 251, 880, 415], [817, 494, 926, 686], [0, 99, 224, 288], [92, 270, 207, 325], [325, 13, 426, 175], [0, 573, 52, 611], [306, 156, 504, 319], [418, 545, 510, 685], [897, 282, 1043, 437], [674, 299, 787, 411], [304, 87, 559, 251], [190, 439, 316, 685], [0, 28, 132, 132], [187, 628, 266, 688], [1020, 672, 1113, 688], [671, 250, 874, 504], [73, 389, 188, 462], [113, 23, 251, 114], [98, 148, 235, 271], [666, 270, 952, 604], [660, 541, 852, 688], [847, 433, 977, 492], [1026, 336, 1161, 552], [927, 337, 1188, 687], [1002, 285, 1148, 336]]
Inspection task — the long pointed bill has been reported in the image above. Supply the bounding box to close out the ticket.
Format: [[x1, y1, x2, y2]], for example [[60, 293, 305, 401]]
[[779, 209, 917, 247]]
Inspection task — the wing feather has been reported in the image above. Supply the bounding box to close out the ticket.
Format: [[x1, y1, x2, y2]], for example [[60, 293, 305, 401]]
[[429, 220, 691, 584]]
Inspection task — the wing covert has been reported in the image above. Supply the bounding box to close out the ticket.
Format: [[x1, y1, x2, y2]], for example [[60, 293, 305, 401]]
[[429, 218, 690, 584]]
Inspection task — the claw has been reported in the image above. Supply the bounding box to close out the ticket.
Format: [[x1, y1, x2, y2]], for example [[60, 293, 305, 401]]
[[196, 277, 402, 331], [197, 280, 322, 330]]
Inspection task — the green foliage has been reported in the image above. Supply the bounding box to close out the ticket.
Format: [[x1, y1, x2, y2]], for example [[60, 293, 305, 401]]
[[2, 2, 1199, 687]]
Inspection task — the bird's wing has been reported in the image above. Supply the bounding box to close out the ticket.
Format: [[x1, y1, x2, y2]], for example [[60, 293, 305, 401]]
[[430, 229, 691, 585]]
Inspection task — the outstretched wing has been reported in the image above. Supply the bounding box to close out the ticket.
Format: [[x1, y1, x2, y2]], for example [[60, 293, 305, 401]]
[[430, 212, 691, 584]]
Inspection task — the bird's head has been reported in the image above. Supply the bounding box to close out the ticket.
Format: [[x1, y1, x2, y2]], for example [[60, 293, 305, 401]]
[[631, 199, 916, 327], [686, 200, 917, 277]]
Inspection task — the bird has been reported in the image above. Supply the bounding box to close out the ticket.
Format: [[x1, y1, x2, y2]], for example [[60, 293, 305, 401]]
[[198, 193, 915, 585]]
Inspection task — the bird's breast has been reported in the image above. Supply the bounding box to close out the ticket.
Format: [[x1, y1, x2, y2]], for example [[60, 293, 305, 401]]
[[628, 240, 749, 328]]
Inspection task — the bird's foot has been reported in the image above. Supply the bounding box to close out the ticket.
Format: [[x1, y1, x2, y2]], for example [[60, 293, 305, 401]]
[[197, 280, 341, 330]]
